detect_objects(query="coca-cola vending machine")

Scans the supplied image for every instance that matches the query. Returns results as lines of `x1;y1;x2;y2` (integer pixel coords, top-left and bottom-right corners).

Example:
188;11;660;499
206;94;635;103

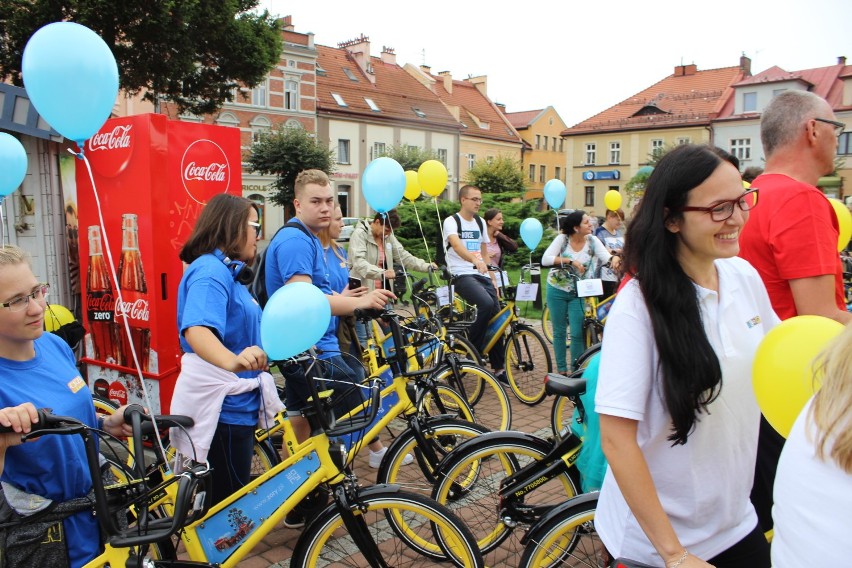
77;113;242;413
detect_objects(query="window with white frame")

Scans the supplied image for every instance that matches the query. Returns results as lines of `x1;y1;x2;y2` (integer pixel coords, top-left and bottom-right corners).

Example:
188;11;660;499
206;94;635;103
284;80;298;111
651;138;664;154
468;154;476;170
251;81;267;107
743;92;757;112
609;141;621;164
250;116;272;143
676;137;690;145
584;187;595;207
529;164;535;182
539;165;546;183
438;148;448;166
730;138;751;161
373;142;386;160
337;139;351;164
585;143;596;165
838;132;851;155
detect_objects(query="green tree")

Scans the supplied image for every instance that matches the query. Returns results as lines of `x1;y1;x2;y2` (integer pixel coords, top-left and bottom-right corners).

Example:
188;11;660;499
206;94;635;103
247;126;336;215
0;0;282;115
378;145;438;171
463;155;526;194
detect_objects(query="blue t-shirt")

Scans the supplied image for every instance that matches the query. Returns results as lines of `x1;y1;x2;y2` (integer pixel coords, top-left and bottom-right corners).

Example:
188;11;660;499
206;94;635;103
177;253;262;425
265;219;338;357
324;244;350;343
0;333;99;568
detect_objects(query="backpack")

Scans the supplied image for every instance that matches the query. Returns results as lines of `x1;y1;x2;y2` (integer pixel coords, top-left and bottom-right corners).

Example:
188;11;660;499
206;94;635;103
250;221;314;308
435;213;485;267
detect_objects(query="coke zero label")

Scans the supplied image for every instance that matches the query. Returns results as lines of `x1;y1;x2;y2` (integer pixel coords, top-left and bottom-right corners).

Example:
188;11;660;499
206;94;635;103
87;291;114;321
180;139;231;203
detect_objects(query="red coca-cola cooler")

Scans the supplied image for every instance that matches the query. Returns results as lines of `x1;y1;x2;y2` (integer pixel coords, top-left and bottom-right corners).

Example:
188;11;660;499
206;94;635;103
76;113;242;413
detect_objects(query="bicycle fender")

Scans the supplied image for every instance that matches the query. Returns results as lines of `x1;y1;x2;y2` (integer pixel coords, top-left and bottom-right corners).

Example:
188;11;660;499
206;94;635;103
433;430;553;478
519;491;600;545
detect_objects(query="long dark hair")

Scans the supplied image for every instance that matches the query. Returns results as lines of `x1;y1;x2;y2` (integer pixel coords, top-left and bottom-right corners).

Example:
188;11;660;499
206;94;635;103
179;194;256;264
623;144;739;445
559;210;586;235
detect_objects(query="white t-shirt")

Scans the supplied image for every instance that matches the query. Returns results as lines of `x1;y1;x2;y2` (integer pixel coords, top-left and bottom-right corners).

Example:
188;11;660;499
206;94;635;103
594;257;779;564
443;214;489;276
772;398;852;566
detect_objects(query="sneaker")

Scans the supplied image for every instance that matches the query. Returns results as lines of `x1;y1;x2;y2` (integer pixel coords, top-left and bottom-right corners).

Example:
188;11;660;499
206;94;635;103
283;510;305;529
494;370;509;385
369;447;414;469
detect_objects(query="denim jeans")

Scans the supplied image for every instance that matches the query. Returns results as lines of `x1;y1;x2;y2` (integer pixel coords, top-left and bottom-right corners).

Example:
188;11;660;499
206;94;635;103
546;283;584;372
453;274;504;369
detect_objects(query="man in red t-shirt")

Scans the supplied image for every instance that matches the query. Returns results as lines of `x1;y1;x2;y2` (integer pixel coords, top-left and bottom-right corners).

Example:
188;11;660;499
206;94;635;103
738;90;851;533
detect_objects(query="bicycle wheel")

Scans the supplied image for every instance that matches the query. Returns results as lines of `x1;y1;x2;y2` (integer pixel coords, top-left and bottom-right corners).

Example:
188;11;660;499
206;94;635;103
432;363;512;431
505;324;553;406
418;384;476;422
377;417;490;495
92;394;118;417
432;432;581;564
518;496;602;568
550;395;576;441
250;437;279;480
445;333;483;366
291;487;484;567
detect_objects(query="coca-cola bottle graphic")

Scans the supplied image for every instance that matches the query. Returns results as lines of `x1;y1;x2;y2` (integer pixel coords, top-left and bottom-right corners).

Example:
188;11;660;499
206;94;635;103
116;214;152;372
86;225;122;364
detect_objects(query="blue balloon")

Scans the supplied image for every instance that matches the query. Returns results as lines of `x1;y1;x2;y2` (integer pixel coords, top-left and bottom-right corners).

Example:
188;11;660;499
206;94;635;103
22;22;119;145
0;133;27;197
261;282;331;360
543;179;567;209
362;157;406;213
520;218;543;250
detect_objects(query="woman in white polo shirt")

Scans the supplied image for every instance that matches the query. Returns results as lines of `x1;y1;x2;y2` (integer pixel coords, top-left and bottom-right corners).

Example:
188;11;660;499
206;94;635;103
595;144;778;568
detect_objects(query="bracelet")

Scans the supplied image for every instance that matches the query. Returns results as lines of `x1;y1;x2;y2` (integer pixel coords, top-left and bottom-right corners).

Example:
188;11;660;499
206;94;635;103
667;550;689;568
97;416;106;430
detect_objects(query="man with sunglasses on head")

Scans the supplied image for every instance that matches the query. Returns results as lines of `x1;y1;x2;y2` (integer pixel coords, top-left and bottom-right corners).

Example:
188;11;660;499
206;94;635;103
737;90;850;539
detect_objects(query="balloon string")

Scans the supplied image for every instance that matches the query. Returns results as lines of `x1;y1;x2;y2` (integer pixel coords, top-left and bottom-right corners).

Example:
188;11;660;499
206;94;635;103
78;153;169;470
412;202;432;265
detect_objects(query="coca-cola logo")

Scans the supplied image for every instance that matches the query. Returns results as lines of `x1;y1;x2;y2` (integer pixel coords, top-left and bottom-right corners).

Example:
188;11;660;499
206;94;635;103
115;298;151;323
180;139;231;204
86;121;134;178
108;381;128;406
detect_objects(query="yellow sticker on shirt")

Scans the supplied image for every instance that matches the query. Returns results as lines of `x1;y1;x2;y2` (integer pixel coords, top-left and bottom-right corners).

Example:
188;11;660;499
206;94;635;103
68;376;87;393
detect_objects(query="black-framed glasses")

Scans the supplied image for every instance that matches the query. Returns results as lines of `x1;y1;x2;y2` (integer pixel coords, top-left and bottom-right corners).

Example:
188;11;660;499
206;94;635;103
814;117;845;137
2;283;50;312
248;221;261;237
681;188;759;222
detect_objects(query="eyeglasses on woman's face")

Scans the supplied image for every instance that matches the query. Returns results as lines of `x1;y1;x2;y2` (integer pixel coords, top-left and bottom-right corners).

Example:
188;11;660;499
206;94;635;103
1;283;50;312
248;221;261;237
680;188;759;222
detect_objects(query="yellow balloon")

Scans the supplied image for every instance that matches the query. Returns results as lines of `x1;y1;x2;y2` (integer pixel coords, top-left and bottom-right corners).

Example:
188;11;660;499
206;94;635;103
44;304;76;332
752;315;844;437
827;197;851;252
403;170;421;202
418;160;448;197
604;190;622;211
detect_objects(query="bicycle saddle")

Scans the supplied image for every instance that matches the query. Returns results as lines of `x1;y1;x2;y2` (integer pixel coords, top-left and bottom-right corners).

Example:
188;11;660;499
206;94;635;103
544;373;586;397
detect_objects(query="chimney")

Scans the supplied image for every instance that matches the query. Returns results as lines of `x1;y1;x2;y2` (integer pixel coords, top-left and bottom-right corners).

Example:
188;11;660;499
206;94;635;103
380;46;396;65
495;103;506;114
420;64;431;75
839;56;847;65
740;54;752;76
280;15;294;31
339;34;374;83
438;70;452;94
673;63;698;76
468;75;487;96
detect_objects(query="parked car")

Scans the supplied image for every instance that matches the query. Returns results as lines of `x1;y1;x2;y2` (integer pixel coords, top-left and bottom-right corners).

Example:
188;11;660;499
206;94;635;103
338;217;361;242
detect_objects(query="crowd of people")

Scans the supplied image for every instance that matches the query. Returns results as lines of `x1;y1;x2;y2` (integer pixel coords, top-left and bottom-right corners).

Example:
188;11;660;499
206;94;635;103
1;89;850;568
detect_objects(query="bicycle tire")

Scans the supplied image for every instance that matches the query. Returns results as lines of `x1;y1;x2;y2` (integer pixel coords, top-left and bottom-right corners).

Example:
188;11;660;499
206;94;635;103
250;437;280;480
518;496;602;568
291;487;484;567
550;395;576;442
92;394;118;417
505;325;552;406
431;432;581;562
445;333;483;366
417;384;476;422
541;306;571;346
432;363;512;431
377;417;491;495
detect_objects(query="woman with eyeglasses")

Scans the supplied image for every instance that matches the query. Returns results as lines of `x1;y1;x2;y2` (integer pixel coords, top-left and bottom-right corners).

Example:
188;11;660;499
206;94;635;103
169;193;282;505
594;145;778;568
0;245;134;567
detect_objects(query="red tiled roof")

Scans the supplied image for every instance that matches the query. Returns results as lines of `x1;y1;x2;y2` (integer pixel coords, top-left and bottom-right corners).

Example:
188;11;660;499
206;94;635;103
315;45;460;131
504;109;544;129
424;72;522;144
563;65;746;135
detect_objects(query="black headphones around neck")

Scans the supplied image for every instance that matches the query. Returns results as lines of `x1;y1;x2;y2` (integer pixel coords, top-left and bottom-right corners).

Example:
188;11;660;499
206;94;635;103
212;249;254;286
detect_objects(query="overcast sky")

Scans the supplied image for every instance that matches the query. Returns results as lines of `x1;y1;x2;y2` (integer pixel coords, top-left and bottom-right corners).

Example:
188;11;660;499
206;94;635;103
262;0;850;127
